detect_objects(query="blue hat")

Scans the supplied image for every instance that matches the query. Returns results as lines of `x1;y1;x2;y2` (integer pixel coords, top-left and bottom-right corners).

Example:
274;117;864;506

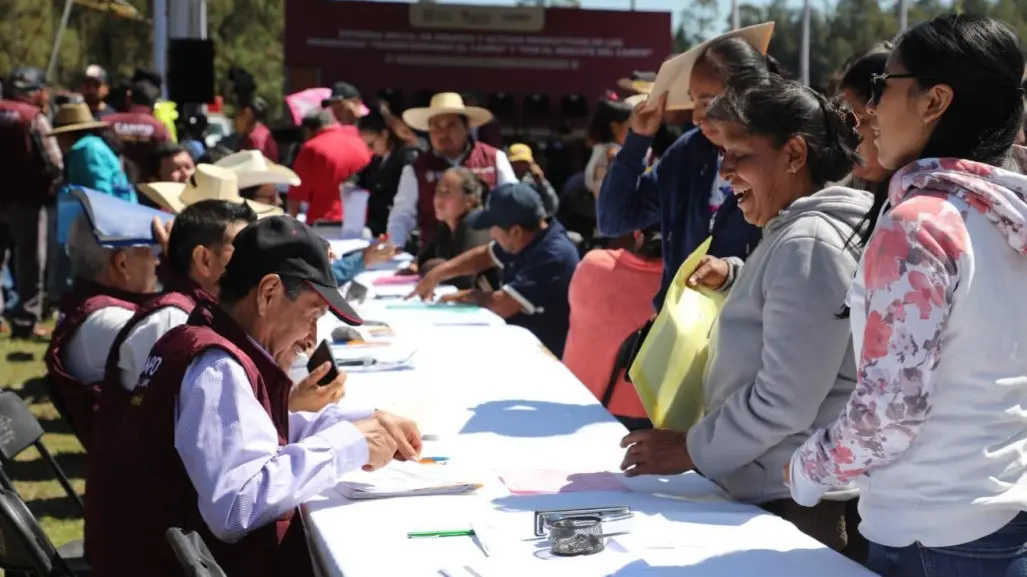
467;183;545;230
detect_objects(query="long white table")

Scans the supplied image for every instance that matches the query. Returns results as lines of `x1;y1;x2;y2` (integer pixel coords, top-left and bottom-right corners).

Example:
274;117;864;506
301;288;877;577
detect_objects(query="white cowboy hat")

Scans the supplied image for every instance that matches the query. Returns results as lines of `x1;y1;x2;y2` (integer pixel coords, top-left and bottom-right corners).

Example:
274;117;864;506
617;71;656;95
49;102;110;135
625;93;647;108
138;164;283;217
213;150;300;189
646;22;775;112
402;92;493;132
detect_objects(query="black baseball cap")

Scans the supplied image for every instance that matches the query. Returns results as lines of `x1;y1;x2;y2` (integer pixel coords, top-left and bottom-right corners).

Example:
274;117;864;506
322;82;361;107
466;183;545;230
8;67;45;92
224;216;363;325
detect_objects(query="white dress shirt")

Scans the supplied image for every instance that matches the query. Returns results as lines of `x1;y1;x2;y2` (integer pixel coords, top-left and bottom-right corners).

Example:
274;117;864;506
63;306;135;383
175;349;372;543
118;306;190;391
387;148;517;246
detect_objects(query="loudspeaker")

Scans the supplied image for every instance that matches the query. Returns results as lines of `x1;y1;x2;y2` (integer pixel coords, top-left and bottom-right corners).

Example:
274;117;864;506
167;39;215;104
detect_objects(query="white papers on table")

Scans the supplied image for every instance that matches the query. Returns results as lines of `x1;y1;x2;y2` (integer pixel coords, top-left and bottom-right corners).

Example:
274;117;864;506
330;341;416;371
335;461;483;499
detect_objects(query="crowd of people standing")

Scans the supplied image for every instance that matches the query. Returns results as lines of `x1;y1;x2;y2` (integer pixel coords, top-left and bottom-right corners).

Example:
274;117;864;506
2;11;1027;577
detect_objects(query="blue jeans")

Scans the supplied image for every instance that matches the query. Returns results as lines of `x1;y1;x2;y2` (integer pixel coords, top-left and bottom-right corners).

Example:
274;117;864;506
868;512;1027;577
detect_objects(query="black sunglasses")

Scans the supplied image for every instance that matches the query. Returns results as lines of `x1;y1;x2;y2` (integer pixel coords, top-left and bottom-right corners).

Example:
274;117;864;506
869;73;921;106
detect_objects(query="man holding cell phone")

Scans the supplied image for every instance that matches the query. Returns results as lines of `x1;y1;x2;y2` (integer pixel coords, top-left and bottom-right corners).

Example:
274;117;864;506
90;216;421;577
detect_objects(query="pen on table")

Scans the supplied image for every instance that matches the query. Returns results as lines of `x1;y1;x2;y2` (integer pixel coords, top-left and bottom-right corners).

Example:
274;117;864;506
418;456;449;464
407;529;474;538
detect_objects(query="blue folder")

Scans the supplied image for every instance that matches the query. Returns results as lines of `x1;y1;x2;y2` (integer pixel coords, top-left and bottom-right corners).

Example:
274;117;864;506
57;186;173;247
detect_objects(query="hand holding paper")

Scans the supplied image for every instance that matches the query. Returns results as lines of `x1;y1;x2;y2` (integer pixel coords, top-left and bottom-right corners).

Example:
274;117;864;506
629;92;666;137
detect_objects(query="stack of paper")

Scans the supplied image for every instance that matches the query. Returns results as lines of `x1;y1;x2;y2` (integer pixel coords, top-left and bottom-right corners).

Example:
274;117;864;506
336;461;482;500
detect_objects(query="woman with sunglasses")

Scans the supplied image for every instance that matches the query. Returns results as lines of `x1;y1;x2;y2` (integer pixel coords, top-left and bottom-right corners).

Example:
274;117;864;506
788;15;1027;577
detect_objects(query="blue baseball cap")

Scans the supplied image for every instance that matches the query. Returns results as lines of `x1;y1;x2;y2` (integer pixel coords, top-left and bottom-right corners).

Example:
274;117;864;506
467;183;545;230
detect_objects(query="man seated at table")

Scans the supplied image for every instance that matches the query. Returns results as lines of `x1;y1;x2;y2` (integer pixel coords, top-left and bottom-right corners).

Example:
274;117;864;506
44;215;159;448
90;216;421;577
111;199;258;391
409;183;580;357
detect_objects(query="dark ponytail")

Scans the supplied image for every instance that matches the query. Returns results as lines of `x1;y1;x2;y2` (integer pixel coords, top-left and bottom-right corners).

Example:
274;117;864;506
706;77;862;188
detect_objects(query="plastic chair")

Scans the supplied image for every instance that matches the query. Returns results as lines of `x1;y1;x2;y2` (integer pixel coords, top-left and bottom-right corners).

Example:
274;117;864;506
0;391;85;516
166;528;227;577
0;488;86;576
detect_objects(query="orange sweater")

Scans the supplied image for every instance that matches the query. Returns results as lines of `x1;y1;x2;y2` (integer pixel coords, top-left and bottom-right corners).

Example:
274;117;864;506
562;249;662;419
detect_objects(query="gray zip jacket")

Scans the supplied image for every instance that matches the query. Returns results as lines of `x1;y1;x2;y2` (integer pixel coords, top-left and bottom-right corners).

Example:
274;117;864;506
686;186;872;504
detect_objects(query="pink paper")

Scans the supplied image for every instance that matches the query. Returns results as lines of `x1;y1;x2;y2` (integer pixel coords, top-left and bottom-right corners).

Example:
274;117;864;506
498;470;632;495
373;275;420;286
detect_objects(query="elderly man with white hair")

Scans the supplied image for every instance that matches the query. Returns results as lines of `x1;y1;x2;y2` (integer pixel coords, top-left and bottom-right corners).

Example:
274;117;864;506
43;215;159;449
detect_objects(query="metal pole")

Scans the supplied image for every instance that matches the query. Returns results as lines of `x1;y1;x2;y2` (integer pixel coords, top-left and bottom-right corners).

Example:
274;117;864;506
154;0;169;98
197;0;208;38
800;0;810;85
46;0;75;82
731;0;739;30
898;0;909;30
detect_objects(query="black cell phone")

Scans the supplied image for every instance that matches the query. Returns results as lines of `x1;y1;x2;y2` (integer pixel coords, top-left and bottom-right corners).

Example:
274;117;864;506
306;339;339;386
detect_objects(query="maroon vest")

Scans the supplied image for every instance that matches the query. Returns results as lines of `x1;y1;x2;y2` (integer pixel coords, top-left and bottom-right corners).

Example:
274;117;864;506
85;276;212;562
105;107;168;179
44;280;146;450
0;99;48;205
89;303;312;577
413;141;499;249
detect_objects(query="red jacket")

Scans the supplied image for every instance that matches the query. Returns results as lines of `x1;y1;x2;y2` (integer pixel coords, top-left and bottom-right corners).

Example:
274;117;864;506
288;124;371;223
240;122;279;163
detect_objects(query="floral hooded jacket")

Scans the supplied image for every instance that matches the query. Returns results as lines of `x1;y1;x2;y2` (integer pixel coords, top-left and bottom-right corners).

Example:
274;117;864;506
790;155;1027;504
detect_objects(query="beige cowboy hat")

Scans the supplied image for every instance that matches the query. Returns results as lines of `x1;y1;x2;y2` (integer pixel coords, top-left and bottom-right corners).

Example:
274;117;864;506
49;102;110;135
402;92;493;132
213;150;300;189
139;164;284;217
646;22;775;112
617;71;657;95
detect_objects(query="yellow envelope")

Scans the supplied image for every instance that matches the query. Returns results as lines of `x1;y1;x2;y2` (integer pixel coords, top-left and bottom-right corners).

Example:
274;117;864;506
628;237;725;431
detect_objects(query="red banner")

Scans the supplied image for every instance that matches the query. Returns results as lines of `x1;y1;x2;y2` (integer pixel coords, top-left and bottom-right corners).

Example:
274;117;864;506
284;0;671;114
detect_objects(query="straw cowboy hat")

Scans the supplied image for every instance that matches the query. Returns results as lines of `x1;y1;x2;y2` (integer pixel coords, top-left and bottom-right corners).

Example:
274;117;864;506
49;102;109;135
402;92;493;132
646;22;775;112
139;164;283;217
213;150;300;189
617;71;656;95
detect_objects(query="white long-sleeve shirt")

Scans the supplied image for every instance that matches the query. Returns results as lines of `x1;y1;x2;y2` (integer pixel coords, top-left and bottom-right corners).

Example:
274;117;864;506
386;148;517;247
63;306;135;384
174;349;372;543
118;306;190;390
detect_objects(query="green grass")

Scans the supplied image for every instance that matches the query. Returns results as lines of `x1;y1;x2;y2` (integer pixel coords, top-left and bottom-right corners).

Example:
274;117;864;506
0;322;85;549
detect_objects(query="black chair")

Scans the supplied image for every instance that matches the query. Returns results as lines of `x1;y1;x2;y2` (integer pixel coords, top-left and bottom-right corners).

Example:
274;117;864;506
0;488;87;576
560;94;589;118
166;528;227;577
487;92;518;121
523;93;551;120
0;391;85;516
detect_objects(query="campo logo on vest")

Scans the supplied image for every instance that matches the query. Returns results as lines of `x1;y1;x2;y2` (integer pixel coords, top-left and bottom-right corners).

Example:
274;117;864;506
131;355;163;403
114;122;155;142
0;110;19;124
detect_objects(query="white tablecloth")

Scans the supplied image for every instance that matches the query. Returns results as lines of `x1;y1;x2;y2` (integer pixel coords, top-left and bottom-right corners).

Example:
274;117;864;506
302;305;877;577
